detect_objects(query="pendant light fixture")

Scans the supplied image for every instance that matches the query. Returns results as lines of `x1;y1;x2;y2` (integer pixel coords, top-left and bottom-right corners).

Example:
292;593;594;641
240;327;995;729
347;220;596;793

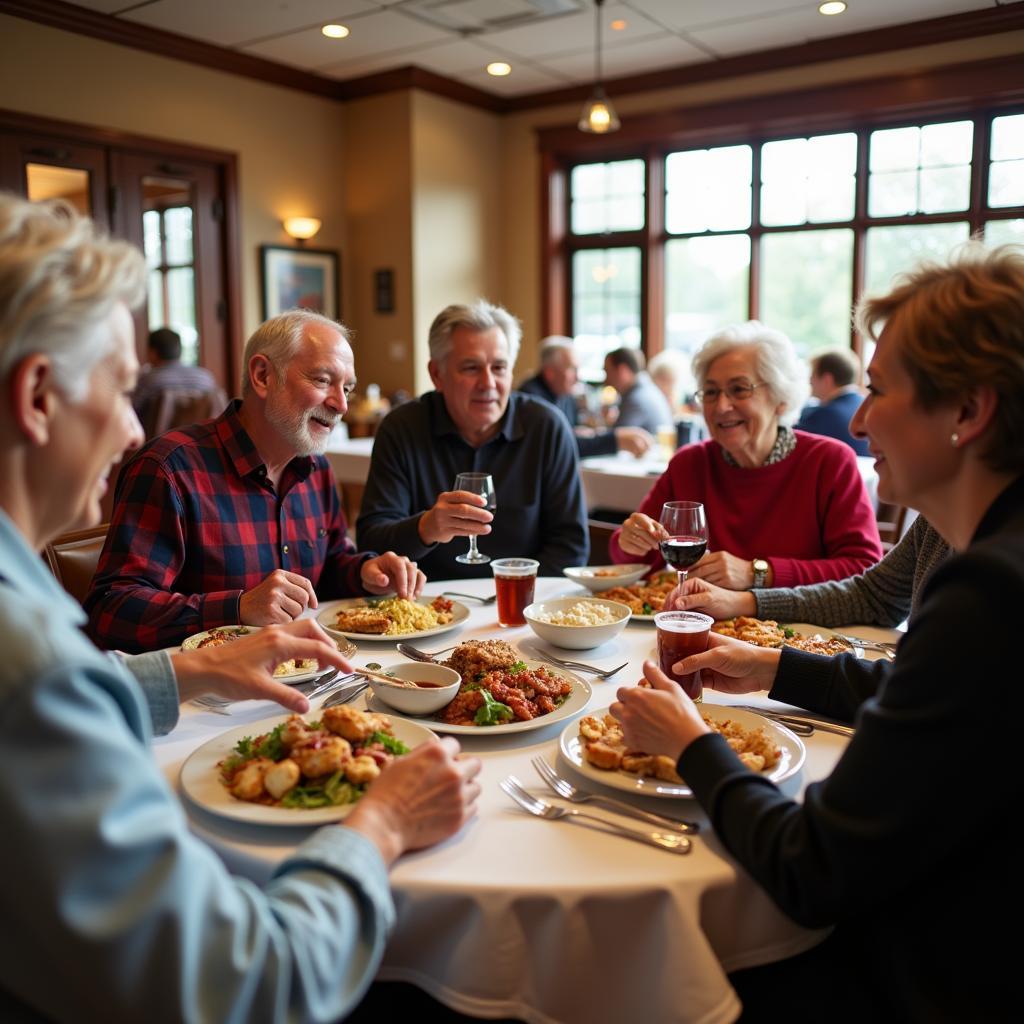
578;0;620;134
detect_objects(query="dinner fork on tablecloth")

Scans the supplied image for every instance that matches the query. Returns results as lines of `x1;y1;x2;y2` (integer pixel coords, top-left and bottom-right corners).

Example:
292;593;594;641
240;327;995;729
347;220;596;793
500;775;691;854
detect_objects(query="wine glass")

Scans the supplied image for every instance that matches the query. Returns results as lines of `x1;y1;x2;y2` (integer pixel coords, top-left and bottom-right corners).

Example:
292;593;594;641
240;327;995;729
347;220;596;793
659;501;708;591
454;472;496;565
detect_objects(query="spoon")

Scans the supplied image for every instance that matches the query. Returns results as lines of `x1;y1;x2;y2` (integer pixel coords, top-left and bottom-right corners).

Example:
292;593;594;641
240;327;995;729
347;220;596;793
396;642;457;663
358;665;421;688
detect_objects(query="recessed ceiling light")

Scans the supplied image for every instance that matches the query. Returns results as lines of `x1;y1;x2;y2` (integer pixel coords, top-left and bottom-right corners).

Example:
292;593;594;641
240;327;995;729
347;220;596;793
487;62;512;77
610;19;627;31
818;1;847;14
321;24;350;39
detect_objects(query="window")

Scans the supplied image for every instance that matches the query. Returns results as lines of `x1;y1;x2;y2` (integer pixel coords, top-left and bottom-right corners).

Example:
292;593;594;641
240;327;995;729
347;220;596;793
555;104;1024;369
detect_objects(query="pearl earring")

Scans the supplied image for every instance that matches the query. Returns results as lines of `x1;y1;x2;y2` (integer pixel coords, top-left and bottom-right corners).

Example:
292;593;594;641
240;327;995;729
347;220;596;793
950;432;960;447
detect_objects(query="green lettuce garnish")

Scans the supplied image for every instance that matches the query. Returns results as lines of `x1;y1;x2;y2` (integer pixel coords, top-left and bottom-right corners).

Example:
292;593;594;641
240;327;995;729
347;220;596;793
474;690;513;727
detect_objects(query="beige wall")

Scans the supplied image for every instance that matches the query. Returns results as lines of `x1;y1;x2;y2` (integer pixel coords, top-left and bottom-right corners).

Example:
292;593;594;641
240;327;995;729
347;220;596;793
411;91;504;394
0;13;347;382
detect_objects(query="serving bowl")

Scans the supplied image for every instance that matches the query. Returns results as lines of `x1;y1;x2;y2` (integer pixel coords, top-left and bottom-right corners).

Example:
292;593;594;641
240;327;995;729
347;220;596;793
563;564;649;593
524;597;632;650
367;662;461;716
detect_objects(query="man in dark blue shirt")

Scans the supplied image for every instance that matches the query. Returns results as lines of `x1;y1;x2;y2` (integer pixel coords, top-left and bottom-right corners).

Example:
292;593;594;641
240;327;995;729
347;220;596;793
358;303;589;579
796;349;869;456
518;337;653;459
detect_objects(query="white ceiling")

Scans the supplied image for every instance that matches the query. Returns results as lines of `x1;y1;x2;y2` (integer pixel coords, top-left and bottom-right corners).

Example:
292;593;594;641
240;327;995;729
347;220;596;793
63;1;1007;97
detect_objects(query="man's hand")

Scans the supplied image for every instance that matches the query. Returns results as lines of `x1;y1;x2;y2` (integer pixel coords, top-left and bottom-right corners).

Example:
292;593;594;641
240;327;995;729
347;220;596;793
361;552;425;599
418;489;494;546
669;633;781;695
614;426;654;458
170;619;351;711
611;660;710;763
688;550;765;590
345;737;481;866
240;569;318;624
668;576;757;619
617;512;666;557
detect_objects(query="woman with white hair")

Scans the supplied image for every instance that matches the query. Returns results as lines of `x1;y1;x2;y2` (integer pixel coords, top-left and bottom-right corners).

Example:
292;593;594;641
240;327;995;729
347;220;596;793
611;321;882;589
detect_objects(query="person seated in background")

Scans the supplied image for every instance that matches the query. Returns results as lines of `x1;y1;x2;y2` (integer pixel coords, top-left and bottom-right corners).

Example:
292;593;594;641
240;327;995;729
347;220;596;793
0;193;480;1023
610;321;882;589
671;513;948;629
603;346;675;436
133;326;227;436
796;347;869;455
518;335;653;457
648;348;694;418
611;242;1024;1020
358;301;589;579
86;308;423;653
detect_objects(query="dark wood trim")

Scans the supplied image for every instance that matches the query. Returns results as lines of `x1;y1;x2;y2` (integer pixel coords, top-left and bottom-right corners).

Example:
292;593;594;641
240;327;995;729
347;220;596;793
334;66;505;112
643;149;664;356
2;0;1021;115
508;5;1024;113
0;0;341;99
222;156;243;394
539;151;567;338
537;54;1024;157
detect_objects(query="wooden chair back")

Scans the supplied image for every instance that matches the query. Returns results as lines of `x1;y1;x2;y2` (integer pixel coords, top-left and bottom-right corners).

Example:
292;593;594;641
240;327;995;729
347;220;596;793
587;519;617;565
139;386;228;439
44;524;109;605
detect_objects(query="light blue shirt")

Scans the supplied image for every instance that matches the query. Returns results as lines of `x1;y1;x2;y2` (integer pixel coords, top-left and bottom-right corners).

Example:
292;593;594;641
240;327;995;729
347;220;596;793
0;509;394;1023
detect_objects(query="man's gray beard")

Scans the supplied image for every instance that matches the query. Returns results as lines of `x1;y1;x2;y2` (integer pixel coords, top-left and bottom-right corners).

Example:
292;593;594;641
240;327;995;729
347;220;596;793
266;400;335;457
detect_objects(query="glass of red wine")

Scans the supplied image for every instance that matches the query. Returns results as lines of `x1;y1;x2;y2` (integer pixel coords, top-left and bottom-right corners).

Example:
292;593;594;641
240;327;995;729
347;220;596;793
454;472;496;565
659;501;708;591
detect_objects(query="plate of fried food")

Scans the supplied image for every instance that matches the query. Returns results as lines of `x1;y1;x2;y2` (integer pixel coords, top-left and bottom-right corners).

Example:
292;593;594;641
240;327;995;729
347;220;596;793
598;569;677;621
559;704;805;798
711;617;861;657
179;707;436;825
180;625;356;682
363;639;592;735
317;595;469;641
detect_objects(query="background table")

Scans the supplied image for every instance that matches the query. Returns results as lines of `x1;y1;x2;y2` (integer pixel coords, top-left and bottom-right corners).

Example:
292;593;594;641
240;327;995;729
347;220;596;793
155;577;894;1024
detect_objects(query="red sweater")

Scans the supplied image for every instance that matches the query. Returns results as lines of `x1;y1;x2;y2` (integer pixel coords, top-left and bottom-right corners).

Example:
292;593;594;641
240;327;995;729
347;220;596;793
609;431;883;587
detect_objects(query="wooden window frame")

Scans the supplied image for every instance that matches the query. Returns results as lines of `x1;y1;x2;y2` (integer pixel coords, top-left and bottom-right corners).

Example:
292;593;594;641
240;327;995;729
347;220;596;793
539;54;1024;360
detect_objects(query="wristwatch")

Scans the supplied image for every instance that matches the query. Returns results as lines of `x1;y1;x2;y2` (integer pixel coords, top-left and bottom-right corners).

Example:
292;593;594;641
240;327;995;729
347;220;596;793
751;558;769;589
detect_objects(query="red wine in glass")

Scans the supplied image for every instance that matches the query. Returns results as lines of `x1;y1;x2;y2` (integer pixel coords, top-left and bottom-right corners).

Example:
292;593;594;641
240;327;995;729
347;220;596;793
659;501;708;591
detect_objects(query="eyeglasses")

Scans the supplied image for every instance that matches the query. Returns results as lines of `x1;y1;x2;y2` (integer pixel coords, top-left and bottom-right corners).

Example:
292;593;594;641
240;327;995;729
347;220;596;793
695;381;768;404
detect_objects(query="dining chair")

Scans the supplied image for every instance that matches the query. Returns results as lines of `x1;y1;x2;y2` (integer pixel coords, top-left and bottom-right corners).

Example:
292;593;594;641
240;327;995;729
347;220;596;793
44;523;109;606
587;519;618;565
875;502;909;552
138;385;228;439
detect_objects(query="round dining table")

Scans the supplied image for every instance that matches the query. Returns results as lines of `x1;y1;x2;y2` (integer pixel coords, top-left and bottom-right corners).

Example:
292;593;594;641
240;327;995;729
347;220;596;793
153;576;896;1024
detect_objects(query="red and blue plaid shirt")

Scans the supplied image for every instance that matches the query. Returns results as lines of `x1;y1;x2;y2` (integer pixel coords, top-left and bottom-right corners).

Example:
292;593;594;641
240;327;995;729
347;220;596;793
86;401;372;652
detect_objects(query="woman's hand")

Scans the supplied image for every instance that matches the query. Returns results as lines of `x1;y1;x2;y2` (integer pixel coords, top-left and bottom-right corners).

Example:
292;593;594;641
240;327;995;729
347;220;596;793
611;660;710;763
170;619;352;712
361;551;425;599
672;632;782;694
688;549;763;590
345;737;481;866
617;512;666;557
667;576;757;619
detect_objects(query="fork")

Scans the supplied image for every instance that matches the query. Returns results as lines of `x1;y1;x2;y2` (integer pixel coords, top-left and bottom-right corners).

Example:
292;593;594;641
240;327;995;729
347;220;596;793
192;668;350;711
531;757;699;834
500;776;690;854
831;633;899;657
536;649;628;680
320;680;370;710
442;591;497;604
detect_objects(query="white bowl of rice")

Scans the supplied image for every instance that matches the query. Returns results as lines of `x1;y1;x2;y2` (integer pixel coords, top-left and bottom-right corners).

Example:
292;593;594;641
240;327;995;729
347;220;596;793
524;597;632;650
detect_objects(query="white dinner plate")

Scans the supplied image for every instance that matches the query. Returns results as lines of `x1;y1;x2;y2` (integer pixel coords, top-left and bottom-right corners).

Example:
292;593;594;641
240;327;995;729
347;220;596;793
563;564;649;592
781;623;864;658
180;625;326;683
559;704;806;799
316;596;470;642
365;662;592;736
179;713;437;826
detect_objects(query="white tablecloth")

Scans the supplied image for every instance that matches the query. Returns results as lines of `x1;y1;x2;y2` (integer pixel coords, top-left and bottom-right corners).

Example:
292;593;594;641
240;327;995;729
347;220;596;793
154;578;894;1024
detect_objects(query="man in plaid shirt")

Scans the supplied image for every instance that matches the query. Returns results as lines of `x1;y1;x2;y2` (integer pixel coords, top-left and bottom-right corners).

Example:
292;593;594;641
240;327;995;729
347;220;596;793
85;310;423;653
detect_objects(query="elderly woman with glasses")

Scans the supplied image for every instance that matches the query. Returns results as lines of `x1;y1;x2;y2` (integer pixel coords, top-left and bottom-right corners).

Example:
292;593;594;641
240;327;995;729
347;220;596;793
610;321;882;590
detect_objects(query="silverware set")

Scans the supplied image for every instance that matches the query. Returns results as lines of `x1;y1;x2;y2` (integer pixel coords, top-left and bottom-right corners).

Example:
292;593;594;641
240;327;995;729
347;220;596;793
832;632;899;658
733;705;854;738
535;649;628;680
191;669;366;714
500;775;692;854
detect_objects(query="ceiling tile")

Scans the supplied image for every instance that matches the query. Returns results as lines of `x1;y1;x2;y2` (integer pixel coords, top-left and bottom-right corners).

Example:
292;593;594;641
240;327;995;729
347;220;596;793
454;63;576;95
548;32;710;80
241;10;451;70
123;1;377;48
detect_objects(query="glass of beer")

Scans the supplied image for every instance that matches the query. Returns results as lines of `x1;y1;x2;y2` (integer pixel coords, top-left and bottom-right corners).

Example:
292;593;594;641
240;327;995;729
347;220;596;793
491;558;539;628
654;610;714;701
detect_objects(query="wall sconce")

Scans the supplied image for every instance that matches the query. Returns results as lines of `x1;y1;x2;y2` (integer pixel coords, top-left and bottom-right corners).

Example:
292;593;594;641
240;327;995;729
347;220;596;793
283;217;322;244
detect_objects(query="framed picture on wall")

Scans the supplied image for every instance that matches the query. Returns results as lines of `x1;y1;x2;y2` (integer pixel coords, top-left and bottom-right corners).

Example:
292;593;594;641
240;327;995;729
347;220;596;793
260;245;339;319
